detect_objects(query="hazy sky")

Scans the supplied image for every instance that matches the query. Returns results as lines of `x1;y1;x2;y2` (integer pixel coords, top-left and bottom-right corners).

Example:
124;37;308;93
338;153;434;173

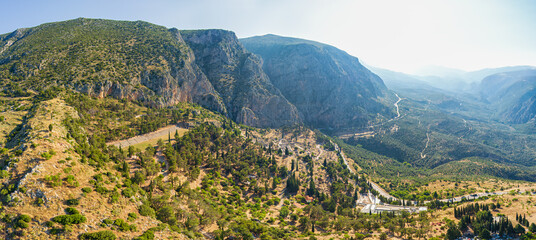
1;0;535;73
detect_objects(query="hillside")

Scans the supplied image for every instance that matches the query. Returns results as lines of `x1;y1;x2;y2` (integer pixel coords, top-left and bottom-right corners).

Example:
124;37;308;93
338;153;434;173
241;34;394;130
479;69;536;123
2;18;536;240
180;30;301;127
0;18;302;128
0;89;401;239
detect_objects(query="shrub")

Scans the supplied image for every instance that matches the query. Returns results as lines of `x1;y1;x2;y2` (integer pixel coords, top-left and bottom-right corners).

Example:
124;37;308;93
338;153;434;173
94;186;108;194
52;214;86;225
65;207;80;215
14;214;31;229
50;228;65;235
128;212;138;221
113;218;136;231
65;175;79;187
41;150;56;160
109;190;120;203
81;187;92;193
122;187;134;198
66;198;80;206
138;204;155;217
79;230;117;240
35;197;45;206
44;174;62;187
135;230;155;240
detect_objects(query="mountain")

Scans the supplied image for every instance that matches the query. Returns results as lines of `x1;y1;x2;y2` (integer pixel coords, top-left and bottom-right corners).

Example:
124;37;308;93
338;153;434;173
0;18;225;110
240;34;393;129
0;18;299;128
180;30;300;127
368;66;438;91
480;69;536;123
0;19;397;130
465;65;536;83
371;65;536;93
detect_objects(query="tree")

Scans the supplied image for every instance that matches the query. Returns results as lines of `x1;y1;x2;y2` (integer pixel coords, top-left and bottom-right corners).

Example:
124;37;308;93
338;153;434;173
379;232;388;240
279;206;289;218
479;229;491;240
49;124;53;132
286;173;300;194
299;216;311;231
514;223;526;235
529;223;536;233
306;179;316;197
157;206;176;225
128;146;135;158
446;225;461;240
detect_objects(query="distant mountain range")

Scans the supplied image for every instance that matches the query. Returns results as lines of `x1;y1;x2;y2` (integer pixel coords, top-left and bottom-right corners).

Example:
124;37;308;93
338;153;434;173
370;65;536;124
2;18;536;176
372;65;536;92
480;69;536;123
0;18;392;129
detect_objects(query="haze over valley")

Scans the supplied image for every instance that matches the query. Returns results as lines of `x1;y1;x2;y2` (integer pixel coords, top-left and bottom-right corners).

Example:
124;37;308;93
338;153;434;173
1;1;536;239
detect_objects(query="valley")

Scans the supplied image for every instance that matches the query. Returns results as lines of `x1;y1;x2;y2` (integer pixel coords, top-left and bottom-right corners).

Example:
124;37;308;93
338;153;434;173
0;17;535;240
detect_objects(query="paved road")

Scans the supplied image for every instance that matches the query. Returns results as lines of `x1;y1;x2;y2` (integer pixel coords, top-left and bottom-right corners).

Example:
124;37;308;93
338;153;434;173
334;141;509;205
394;93;402;118
333;141;399;202
430;191;507;204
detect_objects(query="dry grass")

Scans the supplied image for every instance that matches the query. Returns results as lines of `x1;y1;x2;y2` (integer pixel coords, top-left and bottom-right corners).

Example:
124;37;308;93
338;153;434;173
0;98;31;146
0;98;184;239
130;128;188;150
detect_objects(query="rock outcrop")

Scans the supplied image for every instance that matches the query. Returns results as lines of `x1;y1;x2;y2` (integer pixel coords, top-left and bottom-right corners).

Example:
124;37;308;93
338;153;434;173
181;30;301;128
241;34;393;129
0;19;393;129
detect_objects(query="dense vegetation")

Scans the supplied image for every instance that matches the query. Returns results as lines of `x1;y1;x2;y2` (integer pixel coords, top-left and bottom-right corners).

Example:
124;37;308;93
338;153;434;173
0;18;189;91
48;92;447;239
0;17;536;240
450;203;529;239
342;96;536;182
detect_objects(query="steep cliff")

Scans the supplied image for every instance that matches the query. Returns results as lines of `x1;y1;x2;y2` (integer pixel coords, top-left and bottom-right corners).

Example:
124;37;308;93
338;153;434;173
181;30;301;127
0;18;305;127
241;34;393;129
0;18;227;112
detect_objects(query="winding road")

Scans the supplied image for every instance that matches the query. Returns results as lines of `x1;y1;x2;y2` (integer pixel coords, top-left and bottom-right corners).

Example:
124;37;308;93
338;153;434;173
332;141;398;201
334;141;510;205
394;93;402;118
420;132;430;159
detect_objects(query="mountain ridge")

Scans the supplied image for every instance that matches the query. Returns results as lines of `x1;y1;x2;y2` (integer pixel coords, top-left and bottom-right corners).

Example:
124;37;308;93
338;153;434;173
240;34;393;130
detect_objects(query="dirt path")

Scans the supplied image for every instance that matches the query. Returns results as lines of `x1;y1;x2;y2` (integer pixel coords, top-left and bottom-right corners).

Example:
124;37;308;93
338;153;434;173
315;144;324;161
107;125;187;148
420;132;430;158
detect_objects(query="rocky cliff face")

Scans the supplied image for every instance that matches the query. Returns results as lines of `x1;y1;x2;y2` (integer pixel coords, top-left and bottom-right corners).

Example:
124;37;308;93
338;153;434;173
0;18;227;114
0;19;303;127
241;34;393;129
479;69;536;123
181;30;301;127
0;19;393;129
